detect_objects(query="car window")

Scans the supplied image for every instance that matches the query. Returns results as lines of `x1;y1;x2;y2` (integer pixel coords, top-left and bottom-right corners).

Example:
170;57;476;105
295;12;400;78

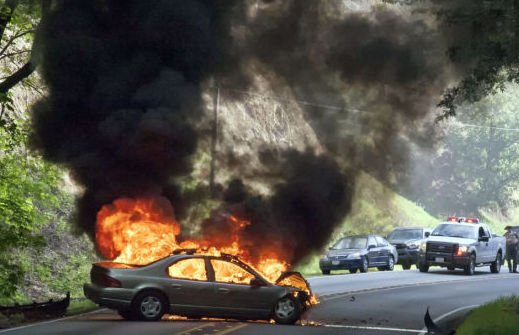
332;237;367;249
168;258;207;281
210;259;255;285
368;236;377;247
375;236;387;247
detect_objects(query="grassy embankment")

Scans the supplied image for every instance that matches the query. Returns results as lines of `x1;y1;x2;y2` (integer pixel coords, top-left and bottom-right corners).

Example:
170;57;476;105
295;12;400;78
295;172;440;276
456;296;519;335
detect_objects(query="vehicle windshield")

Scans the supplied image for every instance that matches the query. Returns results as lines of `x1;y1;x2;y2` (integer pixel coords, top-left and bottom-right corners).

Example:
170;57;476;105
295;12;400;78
431;224;478;239
387;229;422;240
331;237;367;250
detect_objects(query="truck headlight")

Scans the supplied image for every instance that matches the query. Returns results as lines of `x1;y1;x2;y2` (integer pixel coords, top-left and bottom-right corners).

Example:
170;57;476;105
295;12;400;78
419;242;427;252
456;245;468;255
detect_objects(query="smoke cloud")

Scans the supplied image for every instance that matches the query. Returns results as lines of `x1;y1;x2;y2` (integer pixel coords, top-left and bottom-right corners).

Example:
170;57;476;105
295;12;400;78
31;0;448;265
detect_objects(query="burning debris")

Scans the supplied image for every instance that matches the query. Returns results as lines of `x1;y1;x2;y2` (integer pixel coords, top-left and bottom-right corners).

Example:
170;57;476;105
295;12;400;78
30;1;449;278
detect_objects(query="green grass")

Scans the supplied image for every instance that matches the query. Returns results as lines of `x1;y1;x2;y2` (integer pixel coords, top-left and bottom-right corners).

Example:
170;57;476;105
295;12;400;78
294;172;439;275
65;300;98;316
457;296;519;335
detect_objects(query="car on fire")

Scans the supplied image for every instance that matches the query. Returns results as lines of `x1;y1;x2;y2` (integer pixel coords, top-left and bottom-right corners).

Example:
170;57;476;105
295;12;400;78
319;234;398;274
83;249;314;324
387;226;432;270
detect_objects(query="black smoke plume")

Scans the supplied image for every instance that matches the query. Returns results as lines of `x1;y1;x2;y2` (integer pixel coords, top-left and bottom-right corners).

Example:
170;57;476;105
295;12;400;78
31;0;448;265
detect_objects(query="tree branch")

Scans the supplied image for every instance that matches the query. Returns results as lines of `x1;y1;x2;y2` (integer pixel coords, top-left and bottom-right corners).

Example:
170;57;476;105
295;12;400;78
0;61;35;94
0;29;34;57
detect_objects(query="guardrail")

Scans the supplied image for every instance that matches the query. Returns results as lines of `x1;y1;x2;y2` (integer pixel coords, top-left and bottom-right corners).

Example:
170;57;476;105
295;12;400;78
0;292;70;319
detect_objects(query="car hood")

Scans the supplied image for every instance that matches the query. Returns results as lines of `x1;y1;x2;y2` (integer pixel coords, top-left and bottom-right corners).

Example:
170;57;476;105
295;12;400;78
275;271;315;304
326;248;364;257
427;236;476;244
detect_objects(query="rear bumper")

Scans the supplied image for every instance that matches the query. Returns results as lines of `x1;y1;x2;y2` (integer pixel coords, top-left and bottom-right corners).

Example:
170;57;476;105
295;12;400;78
83;283;133;310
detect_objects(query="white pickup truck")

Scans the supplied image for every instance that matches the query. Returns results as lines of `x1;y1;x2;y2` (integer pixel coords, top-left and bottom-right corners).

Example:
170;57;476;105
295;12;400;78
417;219;506;275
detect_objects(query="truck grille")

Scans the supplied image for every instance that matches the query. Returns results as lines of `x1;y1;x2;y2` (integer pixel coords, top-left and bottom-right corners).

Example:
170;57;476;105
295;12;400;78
427;242;456;254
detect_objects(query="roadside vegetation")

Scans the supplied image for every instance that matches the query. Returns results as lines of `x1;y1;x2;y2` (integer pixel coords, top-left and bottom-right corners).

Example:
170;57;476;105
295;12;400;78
457;296;519;335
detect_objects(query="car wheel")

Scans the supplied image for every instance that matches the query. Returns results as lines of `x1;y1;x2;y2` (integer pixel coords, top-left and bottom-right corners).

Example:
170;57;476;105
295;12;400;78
273;295;301;325
490;252;502;273
118;310;136;321
359;257;369;273
132;291;167;321
464;254;476;276
385;256;395;271
321;269;330;275
402;263;411;270
418;263;429;273
349;268;358;274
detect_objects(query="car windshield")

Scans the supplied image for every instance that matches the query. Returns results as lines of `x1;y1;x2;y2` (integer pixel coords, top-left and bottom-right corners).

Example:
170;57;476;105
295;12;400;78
331;237;367;250
431;224;478;239
387;229;422;240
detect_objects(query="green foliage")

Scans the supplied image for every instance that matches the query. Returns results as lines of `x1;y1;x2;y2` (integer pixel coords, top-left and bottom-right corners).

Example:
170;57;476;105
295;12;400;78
457;296;519;335
411;83;519;217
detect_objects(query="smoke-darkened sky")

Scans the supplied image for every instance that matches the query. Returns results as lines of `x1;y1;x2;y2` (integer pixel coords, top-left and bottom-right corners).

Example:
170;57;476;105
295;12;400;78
31;0;450;265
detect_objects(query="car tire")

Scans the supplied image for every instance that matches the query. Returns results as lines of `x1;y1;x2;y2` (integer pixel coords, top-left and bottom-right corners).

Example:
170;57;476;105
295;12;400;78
385;256;395;271
464;254;476;276
118;310;137;321
273;295;301;325
418;263;429;273
132;290;167;321
349;268;358;274
321;270;330;275
359;257;369;273
402;263;411;270
490;253;502;273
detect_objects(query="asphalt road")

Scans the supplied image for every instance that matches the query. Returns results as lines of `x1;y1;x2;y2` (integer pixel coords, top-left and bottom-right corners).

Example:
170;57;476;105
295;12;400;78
2;267;518;335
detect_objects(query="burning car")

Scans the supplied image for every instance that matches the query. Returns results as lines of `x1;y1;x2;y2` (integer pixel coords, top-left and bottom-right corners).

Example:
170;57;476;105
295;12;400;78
84;249;314;324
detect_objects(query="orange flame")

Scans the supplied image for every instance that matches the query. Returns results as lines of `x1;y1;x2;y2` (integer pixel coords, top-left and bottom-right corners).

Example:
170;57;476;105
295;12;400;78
95;197;289;283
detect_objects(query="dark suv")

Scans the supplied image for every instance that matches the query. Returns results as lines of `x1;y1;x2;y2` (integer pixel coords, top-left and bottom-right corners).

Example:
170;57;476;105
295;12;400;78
387;227;431;270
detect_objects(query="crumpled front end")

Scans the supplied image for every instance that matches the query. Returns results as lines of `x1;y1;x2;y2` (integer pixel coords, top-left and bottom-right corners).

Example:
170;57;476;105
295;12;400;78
275;271;318;306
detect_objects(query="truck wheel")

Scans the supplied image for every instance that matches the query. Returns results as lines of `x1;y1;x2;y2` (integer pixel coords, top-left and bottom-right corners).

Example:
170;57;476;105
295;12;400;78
350;268;358;274
464;254;476;276
418;263;429;273
490;253;502;273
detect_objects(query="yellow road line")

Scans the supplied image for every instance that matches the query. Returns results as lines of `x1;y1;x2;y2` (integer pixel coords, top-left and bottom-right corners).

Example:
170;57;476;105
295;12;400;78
173;322;215;335
210;323;248;335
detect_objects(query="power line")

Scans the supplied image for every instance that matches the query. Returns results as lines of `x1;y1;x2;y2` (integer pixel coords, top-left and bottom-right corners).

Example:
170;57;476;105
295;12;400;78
453;122;519;132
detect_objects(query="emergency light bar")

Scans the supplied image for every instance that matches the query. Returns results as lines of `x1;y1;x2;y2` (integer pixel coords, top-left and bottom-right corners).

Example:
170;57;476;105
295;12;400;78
447;216;479;223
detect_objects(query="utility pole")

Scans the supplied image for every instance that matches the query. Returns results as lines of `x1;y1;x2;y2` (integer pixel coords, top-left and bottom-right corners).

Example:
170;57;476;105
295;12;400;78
209;84;220;195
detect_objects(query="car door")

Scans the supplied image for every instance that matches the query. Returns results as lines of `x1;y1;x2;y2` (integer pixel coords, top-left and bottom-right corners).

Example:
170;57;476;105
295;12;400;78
205;258;280;318
164;257;215;314
367;236;381;265
375;236;391;264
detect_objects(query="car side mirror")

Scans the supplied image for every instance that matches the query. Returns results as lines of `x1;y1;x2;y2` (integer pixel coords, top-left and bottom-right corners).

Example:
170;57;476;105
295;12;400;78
425;232;430;238
479;236;489;242
368;244;377;250
250;278;263;287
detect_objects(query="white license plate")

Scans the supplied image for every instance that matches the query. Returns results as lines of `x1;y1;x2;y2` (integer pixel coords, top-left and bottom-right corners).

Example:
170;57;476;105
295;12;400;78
435;257;444;263
332;260;340;265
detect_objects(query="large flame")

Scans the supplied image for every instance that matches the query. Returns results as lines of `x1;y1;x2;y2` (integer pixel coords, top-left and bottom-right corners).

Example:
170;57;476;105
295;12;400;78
96;196;289;283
